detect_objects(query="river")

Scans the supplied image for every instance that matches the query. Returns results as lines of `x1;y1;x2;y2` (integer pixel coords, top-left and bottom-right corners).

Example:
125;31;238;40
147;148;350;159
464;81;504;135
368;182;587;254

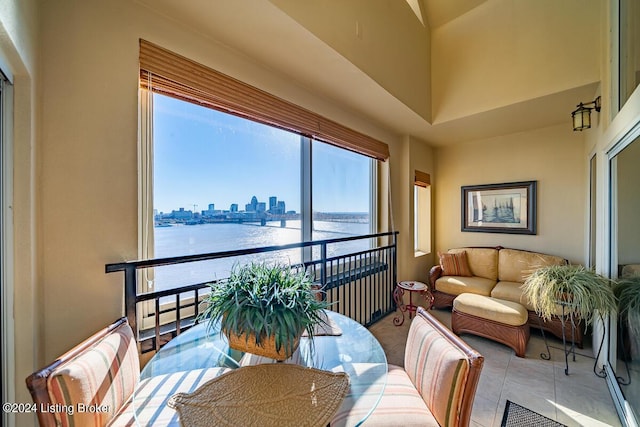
148;220;371;291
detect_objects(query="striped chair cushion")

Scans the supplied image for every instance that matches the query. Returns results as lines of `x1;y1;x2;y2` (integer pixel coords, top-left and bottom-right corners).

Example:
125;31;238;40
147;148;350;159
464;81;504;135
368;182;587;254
404;314;470;427
329;363;388;427
333;364;439;426
47;322;140;427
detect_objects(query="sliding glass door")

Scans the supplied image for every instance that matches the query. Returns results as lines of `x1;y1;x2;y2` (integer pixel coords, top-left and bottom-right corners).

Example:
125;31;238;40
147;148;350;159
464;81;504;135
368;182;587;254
607;125;640;427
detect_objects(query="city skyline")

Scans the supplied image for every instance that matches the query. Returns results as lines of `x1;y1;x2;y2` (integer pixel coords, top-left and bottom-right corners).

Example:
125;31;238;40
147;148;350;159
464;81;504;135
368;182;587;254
152;94;371;215
155;194;291;215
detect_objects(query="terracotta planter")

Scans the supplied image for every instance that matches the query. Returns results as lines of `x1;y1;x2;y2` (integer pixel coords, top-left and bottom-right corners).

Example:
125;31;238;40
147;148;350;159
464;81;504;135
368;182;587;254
226;330;301;361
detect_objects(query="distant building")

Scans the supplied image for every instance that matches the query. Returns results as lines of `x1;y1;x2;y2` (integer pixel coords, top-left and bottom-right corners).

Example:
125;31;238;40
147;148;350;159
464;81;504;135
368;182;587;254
171;208;193;220
202;203;217;217
246;195;259;212
257;202;266;212
267;197;286;215
230;203;238;212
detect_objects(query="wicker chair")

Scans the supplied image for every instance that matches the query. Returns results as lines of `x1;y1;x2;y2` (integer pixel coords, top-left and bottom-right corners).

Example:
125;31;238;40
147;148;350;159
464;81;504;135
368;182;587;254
332;307;484;427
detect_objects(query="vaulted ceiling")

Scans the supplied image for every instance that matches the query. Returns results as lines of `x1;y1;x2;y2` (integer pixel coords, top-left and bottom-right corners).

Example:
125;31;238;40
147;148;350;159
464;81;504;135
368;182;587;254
134;0;600;146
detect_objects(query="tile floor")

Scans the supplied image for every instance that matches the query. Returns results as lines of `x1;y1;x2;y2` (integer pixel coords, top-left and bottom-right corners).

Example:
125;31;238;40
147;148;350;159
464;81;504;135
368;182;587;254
368;308;622;427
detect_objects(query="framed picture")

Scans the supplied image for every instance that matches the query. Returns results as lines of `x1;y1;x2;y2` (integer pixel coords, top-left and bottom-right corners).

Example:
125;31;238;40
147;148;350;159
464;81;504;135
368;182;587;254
461;181;537;234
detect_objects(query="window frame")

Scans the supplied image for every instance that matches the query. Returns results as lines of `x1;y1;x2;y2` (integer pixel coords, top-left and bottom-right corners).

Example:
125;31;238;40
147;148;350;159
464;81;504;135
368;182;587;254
138;92;378;330
413;170;431;257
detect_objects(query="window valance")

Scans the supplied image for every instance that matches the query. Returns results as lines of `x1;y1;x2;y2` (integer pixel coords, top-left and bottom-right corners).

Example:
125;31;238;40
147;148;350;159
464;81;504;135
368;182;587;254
139;39;389;161
414;170;431;187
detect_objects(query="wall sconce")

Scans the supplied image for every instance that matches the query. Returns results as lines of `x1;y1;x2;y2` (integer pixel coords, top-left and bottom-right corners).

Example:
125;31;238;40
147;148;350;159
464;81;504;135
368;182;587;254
571;96;601;131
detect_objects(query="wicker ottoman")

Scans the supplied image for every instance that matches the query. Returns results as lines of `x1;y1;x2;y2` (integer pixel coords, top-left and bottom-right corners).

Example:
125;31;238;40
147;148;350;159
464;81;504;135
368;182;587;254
452;293;530;357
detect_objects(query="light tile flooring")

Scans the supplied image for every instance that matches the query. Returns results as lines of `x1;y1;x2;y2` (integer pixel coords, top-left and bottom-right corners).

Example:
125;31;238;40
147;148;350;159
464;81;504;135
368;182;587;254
368;308;622;427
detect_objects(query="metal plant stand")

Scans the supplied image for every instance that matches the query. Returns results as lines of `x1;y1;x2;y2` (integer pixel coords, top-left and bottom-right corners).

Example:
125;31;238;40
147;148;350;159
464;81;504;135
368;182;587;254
537;302;577;375
538;306;610;378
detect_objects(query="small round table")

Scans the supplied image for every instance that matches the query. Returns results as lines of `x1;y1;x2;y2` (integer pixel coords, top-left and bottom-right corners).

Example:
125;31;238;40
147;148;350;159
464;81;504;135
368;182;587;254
393;281;433;326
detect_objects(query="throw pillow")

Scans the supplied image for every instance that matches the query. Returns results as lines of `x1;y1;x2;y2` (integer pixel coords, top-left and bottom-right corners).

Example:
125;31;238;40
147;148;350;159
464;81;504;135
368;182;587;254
439;251;472;277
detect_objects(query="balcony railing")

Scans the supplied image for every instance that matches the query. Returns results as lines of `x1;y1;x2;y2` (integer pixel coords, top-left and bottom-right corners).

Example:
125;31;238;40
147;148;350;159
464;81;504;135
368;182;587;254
106;231;398;353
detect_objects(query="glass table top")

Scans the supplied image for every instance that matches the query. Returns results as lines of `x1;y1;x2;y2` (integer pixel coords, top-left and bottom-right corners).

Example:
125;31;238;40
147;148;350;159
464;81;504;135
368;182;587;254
133;310;387;426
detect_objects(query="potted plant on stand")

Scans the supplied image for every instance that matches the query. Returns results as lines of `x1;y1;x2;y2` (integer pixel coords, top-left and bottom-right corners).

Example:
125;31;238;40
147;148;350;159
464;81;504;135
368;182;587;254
523;264;617;327
523;264;618;374
199;262;329;361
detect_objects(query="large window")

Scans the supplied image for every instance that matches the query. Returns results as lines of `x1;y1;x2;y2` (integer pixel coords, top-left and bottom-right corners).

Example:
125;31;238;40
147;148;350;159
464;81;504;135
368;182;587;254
142;93;375;294
138;40;387;295
312;142;373;258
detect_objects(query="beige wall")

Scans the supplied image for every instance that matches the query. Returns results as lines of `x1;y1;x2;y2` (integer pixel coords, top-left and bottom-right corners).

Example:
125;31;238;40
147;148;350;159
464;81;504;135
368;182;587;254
432;0;600;123
384;134;436;284
434;124;586;264
271;0;431;122
406;137;435;280
382;134;435;312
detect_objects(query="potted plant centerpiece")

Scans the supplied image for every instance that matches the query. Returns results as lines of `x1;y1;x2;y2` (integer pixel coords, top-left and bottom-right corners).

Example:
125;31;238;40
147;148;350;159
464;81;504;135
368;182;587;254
199;262;329;360
523;264;618;329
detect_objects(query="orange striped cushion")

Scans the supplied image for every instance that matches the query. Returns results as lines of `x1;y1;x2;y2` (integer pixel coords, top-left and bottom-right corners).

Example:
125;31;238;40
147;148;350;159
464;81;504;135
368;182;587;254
47;322;140;427
334;365;439;426
404;314;470;427
439;251;472;277
329;363;388;426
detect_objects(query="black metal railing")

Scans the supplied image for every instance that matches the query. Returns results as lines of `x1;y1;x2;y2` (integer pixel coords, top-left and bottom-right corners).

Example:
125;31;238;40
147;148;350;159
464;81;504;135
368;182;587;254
106;231;398;353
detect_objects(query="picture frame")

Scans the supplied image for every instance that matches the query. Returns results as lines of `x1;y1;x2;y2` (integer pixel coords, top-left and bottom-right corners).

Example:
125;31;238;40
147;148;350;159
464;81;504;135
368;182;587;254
461;181;537;234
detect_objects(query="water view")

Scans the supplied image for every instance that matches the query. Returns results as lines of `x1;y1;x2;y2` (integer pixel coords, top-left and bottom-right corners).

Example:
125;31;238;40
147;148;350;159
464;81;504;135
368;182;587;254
147;220;371;292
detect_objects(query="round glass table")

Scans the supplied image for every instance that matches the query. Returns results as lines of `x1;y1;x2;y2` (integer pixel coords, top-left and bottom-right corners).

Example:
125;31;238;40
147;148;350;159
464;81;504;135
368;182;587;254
131;310;387;426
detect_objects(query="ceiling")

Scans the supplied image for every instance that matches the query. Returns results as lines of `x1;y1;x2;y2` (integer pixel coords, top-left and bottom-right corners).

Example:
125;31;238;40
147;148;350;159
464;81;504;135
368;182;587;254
135;0;589;146
421;0;487;29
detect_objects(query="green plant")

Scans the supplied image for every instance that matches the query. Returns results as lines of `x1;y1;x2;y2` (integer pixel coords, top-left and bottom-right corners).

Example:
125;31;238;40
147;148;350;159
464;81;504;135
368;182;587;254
199;262;329;356
615;276;640;336
523;264;617;328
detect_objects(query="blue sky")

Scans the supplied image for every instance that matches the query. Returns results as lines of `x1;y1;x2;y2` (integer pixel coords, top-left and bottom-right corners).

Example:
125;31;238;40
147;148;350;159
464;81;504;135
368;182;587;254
153;94;370;214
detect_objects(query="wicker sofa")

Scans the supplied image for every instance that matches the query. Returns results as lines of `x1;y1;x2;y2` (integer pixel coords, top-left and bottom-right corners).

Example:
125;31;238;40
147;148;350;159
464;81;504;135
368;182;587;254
429;246;584;348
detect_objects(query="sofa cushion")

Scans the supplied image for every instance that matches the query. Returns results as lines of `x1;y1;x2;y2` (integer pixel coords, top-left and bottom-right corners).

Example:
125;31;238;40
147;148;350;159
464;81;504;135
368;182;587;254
492;281;564;315
621;264;640;278
453;294;528;327
450;248;498;281
435;276;496;297
498;249;565;283
491;281;528;308
439;251;472;277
